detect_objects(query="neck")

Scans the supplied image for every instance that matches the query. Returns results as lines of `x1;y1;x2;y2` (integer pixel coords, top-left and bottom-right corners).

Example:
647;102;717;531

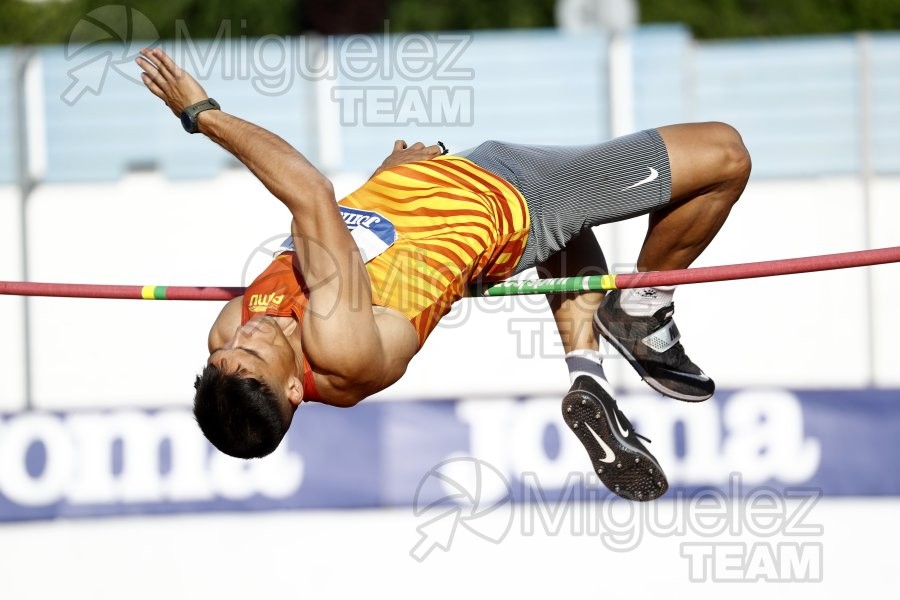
270;314;305;375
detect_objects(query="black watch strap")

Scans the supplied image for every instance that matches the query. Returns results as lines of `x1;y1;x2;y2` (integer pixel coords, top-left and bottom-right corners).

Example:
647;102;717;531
180;98;220;134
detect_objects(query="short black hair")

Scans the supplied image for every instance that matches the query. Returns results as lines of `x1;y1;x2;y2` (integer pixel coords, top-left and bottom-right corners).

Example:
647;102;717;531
193;363;290;459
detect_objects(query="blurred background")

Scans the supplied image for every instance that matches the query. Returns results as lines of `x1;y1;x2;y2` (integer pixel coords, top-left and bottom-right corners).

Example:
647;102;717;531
1;0;899;598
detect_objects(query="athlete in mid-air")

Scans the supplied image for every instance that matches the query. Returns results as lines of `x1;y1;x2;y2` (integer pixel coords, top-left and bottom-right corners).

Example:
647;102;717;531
137;47;750;501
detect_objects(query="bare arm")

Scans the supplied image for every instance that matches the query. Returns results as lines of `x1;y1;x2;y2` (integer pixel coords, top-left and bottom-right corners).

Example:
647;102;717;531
138;48;416;403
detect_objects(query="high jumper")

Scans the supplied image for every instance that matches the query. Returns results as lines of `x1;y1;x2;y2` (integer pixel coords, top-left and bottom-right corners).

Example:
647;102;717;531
135;46;751;501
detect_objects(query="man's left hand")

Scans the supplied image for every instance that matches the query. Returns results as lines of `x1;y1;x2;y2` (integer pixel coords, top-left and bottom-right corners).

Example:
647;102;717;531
136;47;210;117
372;140;444;178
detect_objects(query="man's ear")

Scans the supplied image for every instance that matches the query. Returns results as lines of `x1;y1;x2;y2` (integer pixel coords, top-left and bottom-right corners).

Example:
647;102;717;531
285;375;304;408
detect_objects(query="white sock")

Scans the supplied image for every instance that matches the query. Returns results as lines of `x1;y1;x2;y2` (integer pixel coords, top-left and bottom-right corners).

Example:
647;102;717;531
565;349;615;396
619;284;676;317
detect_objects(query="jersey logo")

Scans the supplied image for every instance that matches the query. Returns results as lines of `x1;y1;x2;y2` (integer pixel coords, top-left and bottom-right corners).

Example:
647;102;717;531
339;207;397;263
340;207;396;245
247;292;285;312
279;207;397;264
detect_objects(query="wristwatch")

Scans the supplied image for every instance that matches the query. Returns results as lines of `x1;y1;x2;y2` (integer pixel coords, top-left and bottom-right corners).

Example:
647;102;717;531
180;98;220;133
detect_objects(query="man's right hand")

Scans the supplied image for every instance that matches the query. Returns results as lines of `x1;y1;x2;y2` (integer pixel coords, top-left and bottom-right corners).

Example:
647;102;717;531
136;47;210;118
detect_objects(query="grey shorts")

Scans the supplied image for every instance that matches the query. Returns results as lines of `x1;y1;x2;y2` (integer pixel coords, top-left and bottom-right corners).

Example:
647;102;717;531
460;129;672;273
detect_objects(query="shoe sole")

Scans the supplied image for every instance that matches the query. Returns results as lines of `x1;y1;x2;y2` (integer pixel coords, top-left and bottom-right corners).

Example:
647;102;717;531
562;387;668;501
593;314;713;402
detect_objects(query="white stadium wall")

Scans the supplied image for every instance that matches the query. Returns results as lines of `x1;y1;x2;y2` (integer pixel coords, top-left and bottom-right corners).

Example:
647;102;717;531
1;173;899;410
0;186;25;411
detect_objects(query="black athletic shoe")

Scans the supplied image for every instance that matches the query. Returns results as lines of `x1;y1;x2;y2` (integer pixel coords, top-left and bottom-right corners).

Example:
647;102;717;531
562;375;668;501
594;289;714;402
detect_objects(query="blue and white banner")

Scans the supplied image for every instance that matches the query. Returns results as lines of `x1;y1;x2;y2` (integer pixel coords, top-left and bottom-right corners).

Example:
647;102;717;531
0;388;898;521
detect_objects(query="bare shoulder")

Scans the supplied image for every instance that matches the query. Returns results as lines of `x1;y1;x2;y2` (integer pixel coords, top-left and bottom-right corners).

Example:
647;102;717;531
372;305;419;350
207;296;242;352
310;305;418;406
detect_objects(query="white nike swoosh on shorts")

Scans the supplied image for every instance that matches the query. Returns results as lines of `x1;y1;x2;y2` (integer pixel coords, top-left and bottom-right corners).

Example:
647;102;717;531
621;167;659;191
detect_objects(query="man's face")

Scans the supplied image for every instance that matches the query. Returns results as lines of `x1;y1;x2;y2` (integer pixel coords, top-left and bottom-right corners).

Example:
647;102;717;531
207;315;300;406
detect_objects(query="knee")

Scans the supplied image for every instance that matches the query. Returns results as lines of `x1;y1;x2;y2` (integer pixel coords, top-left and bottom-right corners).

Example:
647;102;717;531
659;121;751;203
710;122;752;190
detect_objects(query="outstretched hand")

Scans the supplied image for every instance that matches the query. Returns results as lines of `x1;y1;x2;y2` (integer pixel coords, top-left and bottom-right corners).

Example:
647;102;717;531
136;47;209;117
373;140;445;178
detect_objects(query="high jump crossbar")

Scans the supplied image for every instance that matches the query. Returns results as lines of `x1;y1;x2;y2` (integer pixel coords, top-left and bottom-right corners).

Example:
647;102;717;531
0;246;898;301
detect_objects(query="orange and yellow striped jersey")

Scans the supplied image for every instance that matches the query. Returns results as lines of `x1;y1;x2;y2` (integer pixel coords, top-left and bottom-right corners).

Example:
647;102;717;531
340;156;530;346
244;156;530;351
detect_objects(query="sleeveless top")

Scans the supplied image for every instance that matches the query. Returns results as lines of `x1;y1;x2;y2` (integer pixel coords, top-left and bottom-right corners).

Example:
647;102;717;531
242;156;531;398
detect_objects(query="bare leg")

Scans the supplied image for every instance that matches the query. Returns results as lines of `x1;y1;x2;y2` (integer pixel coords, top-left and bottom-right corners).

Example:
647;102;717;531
638;122;751;271
585;122;753;402
545;122;750;348
554;123;749;500
540;230;608;353
553;234;668;503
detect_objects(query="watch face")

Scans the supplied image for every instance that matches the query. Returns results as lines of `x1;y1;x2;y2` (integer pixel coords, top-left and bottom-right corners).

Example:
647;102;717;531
181;111;194;133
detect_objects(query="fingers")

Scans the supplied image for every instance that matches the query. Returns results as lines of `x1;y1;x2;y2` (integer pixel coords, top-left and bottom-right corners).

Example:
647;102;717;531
385;140;444;165
136;50;167;86
136;53;166;98
407;141;443;157
137;49;162;80
151;47;182;80
413;144;442;157
138;47;180;85
140;72;166;100
136;52;158;77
